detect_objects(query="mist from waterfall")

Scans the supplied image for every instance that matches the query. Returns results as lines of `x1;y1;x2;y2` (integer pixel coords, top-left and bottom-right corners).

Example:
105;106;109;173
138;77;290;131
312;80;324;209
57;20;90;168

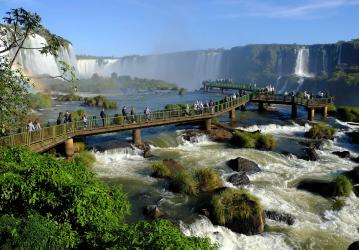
77;51;223;90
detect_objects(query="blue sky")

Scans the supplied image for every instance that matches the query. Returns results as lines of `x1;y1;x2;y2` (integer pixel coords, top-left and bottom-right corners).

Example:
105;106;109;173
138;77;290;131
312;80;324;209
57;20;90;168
0;0;358;56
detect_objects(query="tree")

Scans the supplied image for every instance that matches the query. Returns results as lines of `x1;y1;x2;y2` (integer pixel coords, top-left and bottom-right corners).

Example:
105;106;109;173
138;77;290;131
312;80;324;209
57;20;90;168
0;146;217;249
0;8;76;127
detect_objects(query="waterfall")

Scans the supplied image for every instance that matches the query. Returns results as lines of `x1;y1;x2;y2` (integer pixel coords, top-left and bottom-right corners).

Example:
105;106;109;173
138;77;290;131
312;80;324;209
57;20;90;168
77;50;223;90
6;34;78;78
294;47;311;77
337;44;342;65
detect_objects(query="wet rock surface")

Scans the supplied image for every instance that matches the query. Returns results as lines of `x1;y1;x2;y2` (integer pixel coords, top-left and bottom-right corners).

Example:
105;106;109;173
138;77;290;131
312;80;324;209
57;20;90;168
227;173;250;186
226;157;261;175
265;210;295;226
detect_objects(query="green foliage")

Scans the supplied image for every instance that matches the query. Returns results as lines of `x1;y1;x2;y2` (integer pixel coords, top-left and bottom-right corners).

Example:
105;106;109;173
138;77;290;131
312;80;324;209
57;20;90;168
73;142;86;153
112;219;217;250
230;131;256;148
73;151;96;168
334;175;353;197
171;170;198;195
151;161;171;178
195;168;223;192
0;57;31;126
70;109;86;121
84;95;118;109
256;134;276;150
332;199;346;211
212;188;262;225
0;146;131;248
165;103;187;111
306;123;336;140
230;130;276;150
336;106;359;122
211;117;220;125
28;92;52;109
0;214;79;249
57;93;83;102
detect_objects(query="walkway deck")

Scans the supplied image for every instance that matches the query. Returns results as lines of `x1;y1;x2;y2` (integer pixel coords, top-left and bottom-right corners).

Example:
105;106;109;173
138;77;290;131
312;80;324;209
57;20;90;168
0;93;333;153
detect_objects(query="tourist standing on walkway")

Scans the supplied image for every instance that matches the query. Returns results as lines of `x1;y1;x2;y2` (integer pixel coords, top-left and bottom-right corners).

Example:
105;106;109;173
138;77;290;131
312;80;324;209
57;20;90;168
34;119;41;131
57;112;63;125
100;108;106;127
64;111;70;123
27;120;35;132
67;114;73;123
82;114;88;128
122;106;128;122
130;106;136;123
144;107;150;121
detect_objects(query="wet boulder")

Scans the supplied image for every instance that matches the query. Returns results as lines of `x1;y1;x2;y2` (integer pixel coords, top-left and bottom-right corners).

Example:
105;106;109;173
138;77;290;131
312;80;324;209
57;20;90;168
348;241;359;250
135;142;152;158
226;157;261;175
265;210;295;226
143;205;163;219
299;140;324;150
209;188;265;236
332;151;351;159
182;130;206;143
297;179;336;198
227;173;250;186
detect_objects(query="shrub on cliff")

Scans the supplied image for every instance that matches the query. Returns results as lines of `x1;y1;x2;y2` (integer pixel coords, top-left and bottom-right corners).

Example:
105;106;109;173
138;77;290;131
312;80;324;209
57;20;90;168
334;175;353;197
305;123;336;140
195;168;223;192
170;170;198;195
57;93;83;102
84;95;117;109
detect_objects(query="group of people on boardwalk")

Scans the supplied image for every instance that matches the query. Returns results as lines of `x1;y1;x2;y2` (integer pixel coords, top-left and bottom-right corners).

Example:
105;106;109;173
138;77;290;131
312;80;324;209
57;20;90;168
192;100;215;114
57;111;88;128
27;119;41;132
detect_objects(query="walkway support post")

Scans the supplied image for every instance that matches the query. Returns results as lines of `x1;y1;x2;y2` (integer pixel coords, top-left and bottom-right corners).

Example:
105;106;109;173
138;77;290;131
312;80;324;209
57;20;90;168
291;103;297;119
308;108;315;121
205;118;212;131
322;106;328;119
229;108;236;120
64;138;74;159
258;102;265;112
221;88;224;94
132;129;142;145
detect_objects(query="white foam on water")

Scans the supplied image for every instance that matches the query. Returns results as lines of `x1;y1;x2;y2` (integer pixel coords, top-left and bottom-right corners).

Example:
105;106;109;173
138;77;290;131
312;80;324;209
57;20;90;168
180;216;292;250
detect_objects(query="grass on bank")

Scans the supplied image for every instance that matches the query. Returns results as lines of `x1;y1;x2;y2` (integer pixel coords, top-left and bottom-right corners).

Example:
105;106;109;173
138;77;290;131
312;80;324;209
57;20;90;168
171;170;199;195
212;188;262;225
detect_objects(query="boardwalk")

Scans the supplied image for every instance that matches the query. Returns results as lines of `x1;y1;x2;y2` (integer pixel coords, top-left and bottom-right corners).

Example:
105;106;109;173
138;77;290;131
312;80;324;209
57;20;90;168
202;81;261;93
0;92;333;155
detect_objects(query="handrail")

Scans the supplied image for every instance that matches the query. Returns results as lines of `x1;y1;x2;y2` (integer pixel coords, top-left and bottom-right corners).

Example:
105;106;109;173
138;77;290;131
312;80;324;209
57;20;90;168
0;93;332;149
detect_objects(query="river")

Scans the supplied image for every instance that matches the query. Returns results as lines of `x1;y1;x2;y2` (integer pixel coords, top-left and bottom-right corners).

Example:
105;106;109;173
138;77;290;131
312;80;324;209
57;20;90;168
38;90;359;250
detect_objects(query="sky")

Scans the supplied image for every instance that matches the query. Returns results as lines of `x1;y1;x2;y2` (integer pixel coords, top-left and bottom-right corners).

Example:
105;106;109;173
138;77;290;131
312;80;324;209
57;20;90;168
0;0;358;57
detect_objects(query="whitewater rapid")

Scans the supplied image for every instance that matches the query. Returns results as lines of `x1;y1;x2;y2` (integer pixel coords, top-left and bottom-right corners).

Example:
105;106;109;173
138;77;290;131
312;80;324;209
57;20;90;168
91;120;359;249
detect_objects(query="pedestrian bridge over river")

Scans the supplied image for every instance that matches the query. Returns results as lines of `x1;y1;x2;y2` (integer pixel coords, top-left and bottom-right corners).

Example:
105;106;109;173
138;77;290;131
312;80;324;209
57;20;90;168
0;86;333;157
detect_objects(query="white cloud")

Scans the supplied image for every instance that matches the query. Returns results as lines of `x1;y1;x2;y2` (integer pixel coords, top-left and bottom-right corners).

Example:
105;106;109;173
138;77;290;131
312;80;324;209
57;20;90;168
218;0;359;19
